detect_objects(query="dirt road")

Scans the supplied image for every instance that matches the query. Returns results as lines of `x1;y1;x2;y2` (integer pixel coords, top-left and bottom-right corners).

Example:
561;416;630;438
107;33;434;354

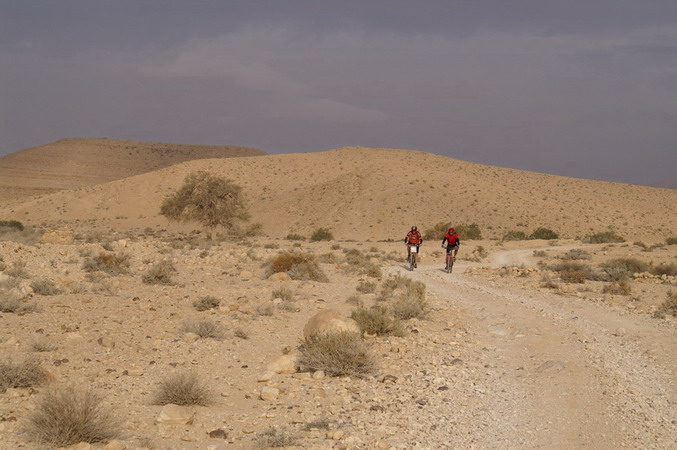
394;251;676;449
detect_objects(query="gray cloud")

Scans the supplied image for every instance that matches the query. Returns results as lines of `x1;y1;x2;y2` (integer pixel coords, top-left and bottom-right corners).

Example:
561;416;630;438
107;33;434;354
1;1;676;186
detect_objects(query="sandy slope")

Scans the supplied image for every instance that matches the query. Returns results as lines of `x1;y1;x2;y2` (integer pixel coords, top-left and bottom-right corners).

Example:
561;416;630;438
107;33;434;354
0;138;265;201
2;147;675;241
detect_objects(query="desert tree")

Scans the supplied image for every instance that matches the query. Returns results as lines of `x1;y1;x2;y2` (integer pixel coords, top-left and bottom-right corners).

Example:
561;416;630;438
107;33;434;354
160;171;250;238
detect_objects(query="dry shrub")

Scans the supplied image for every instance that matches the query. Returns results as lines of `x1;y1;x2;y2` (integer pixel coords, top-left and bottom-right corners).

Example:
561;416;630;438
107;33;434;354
31;338;58;353
423;222;451;240
285;233;305;241
0;359;47;392
256;304;274;316
343;249;382;278
272;287;294;302
502;230;527;241
392;294;428;320
256;426;299;448
234;328;249;340
585;231;625;243
378;275;427;318
266;252;328;282
26;385;122;447
540;277;560;289
181;319;224;339
142;260;176;285
666;237;677;245
298;332;376;377
193;296;220;311
82;252;130;276
351;306;405;337
560;249;591;260
5;260;30;279
0;295;38;314
310;227;333;241
548;262;597;283
30;279;62;296
356;281;376;294
601;258;650;281
653;292;677;319
152;372;211;406
652;262;677;277
529;227;559;240
602;281;632;296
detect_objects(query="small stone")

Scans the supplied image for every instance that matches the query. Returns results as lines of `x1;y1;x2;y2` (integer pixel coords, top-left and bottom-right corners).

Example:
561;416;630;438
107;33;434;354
183;332;200;342
258;371;276;382
239;271;254;280
266;354;298;374
208;429;228;439
260;386;280;401
268;272;291;281
312;370;325;380
156;404;194;425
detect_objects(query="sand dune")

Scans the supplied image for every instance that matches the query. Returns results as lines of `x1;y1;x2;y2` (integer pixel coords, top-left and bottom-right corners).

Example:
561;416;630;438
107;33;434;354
2;146;674;240
0;137;265;201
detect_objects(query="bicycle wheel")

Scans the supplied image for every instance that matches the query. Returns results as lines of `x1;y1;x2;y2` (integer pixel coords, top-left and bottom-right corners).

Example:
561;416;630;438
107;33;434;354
409;252;415;271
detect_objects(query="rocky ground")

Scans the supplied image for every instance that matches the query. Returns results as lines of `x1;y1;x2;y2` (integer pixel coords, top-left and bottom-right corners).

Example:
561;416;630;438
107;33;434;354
0;232;675;449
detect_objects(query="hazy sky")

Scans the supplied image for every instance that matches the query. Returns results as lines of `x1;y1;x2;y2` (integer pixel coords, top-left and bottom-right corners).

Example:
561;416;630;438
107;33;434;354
1;1;676;186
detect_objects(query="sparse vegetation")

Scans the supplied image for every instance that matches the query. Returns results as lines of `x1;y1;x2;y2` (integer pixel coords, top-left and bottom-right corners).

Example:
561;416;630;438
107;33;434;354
298;332;376;377
26;385;122;447
356;280;377;294
160;171;250;237
265;252;328;282
585;231;625;243
0;359;47;392
234;328;249;340
30;338;58;353
0;220;24;231
272;287;294;302
651;262;677;277
82;252;130;276
602;281;632;295
152;372;211;406
529;227;559;240
5;260;30;279
653;292;677;319
0;295;38;314
456;223;482;240
423;222;451;240
502;230;527;241
30;279;62;296
285;233;305;241
310;227;333;241
256;426;299;448
560;249;591;260
666;237;677;245
256;304;274;316
181;319;224;339
142;260;176;285
193;296;220;311
548;261;597;283
601;258;650;281
351;306;405;336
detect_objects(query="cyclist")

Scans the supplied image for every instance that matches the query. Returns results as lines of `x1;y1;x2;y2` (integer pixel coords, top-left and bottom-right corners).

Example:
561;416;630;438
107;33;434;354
441;227;460;271
404;226;423;268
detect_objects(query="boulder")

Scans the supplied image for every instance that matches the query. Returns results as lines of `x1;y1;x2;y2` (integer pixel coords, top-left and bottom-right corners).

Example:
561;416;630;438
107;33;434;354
266;354;298;374
156;404;195;425
260;386;280;401
303;310;360;341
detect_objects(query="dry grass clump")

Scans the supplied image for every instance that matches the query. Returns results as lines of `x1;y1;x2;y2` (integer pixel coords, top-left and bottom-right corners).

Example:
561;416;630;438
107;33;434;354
0;295;38;314
585;231;625;243
256;304;274;316
602;281;632;296
181;319;224;339
256;426;299;448
652;262;677;277
356;280;376;294
351;306;405;337
234;328;249;340
560;249;592;260
540;277;560;289
152;372;211;406
31;338;58;352
653;292;677;319
5;260;30;279
601;258;650;281
26;385;122;447
392;294;428;320
193;296;220;311
298;332;376;377
82;252;130;276
548;262;597;283
272;287;294;302
30;279;62;296
142;260;176;285
0;359;47;392
342;248;382;278
377;275;428;318
265;252;328;282
286;233;305;241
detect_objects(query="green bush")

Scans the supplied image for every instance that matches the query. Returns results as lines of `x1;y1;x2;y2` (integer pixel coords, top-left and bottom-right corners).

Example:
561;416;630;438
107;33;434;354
585;231;625;243
502;230;527;241
456;223;482;240
0;220;24;231
529;227;559;240
310;228;333;241
666;237;677;245
423;222;451;240
285;233;305;241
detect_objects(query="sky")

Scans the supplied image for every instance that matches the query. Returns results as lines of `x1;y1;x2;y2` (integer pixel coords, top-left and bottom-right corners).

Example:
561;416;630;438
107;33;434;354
1;1;676;187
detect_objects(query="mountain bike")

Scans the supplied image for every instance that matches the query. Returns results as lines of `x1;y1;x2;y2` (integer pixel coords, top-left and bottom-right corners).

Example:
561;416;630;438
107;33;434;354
445;252;455;273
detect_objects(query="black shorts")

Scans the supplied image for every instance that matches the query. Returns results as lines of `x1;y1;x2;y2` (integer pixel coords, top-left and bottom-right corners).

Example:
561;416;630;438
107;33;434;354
445;245;459;254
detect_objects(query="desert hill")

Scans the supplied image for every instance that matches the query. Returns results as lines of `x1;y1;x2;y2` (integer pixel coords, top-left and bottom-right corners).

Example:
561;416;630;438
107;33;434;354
2;147;675;240
0;137;265;201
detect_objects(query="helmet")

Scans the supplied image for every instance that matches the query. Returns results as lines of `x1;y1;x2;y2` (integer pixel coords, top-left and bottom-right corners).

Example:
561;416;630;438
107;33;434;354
449;227;455;233
411;226;417;231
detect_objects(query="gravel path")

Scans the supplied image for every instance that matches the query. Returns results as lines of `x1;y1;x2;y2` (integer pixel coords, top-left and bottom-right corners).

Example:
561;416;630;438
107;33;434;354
393;252;676;449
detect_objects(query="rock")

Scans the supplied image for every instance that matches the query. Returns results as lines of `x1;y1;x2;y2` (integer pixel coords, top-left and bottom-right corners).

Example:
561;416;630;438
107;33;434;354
208;428;228;439
303;310;360;340
183;332;200;342
260;386;280;401
266;354;298;374
40;229;74;244
97;336;116;348
156;404;195;425
312;370;325;380
268;272;291;281
257;371;276;382
239;271;254;280
103;440;127;449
